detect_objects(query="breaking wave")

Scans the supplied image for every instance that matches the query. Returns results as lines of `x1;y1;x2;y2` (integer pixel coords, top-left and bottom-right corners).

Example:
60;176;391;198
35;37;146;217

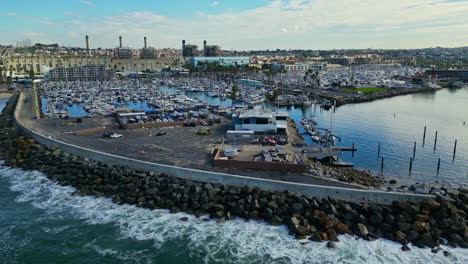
0;164;467;264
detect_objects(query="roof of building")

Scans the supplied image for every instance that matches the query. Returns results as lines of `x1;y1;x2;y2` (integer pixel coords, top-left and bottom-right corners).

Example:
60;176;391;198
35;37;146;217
238;109;273;119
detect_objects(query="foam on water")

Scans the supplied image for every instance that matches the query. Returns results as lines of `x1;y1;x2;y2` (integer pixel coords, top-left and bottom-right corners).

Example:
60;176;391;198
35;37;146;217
1;164;467;264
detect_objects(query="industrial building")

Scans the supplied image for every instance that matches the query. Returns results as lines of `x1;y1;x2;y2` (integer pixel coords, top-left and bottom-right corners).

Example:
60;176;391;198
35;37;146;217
48;65;116;81
191;56;250;67
140;36;156;59
113;36;133;59
2;35;183;75
203;40;221;57
182;40;199;57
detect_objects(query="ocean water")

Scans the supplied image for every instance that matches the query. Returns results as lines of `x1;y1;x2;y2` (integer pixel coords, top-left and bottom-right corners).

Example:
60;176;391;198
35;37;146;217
1;98;468;263
1;165;468;264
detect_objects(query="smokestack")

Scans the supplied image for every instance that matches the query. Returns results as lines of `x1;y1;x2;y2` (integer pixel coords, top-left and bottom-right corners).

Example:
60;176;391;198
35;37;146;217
203;40;207;57
144;36;147;49
182;40;185;49
119;36;123;48
85;35;90;55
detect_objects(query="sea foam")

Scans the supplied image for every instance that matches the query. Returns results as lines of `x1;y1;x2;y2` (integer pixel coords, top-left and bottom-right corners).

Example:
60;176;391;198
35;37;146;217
1;164;467;264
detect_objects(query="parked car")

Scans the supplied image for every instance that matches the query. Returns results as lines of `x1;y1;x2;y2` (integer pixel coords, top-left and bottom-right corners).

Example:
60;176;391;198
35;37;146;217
110;133;123;139
103;132;123;139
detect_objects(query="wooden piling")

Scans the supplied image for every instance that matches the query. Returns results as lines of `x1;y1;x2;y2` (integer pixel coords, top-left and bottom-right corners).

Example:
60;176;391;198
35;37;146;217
413;141;416;157
377;141;381;157
433;131;438;151
423;126;426;146
409;157;413;173
381;155;384;174
453;139;458;161
437;157;441;175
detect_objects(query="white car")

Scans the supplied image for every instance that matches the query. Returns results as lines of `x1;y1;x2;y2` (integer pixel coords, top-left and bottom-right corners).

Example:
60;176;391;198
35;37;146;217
109;133;123;139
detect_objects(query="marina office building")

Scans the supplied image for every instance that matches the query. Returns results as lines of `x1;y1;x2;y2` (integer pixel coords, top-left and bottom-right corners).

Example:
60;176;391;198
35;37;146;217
232;109;288;134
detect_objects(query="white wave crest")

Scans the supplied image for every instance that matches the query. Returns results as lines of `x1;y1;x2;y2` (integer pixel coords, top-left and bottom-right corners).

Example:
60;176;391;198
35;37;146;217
1;165;467;264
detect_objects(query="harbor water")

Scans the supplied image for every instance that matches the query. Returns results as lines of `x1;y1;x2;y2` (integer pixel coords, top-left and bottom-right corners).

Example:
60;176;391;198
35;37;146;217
1;98;468;263
161;86;468;185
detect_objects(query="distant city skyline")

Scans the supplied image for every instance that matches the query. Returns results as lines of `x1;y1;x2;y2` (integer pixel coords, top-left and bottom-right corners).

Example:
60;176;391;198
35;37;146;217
1;0;468;50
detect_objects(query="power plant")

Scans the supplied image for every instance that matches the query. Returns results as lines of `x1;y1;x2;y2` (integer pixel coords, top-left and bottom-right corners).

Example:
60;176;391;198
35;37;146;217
140;36;156;59
182;40;222;57
182;40;198;57
203;40;221;57
114;36;133;59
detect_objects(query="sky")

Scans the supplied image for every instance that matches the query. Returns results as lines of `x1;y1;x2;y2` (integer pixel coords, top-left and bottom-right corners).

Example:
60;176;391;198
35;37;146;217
1;0;468;50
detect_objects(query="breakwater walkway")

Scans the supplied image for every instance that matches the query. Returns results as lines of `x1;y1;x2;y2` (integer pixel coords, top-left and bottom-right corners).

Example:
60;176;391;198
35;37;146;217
14;91;433;205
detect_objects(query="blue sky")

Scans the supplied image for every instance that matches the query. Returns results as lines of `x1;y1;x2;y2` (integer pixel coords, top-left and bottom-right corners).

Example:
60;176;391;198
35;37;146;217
1;0;468;50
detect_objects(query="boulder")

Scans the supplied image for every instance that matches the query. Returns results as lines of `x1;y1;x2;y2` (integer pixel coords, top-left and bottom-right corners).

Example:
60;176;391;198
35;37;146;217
412;221;427;233
268;200;279;209
395;230;407;242
327;229;339;242
335;223;351;234
295;225;310;236
401;245;411;251
398;223;412;232
426;200;441;210
407;229;420;242
369;213;383;225
421;232;435;248
290;203;304;214
309;232;324;242
271;215;283;226
356;223;369;237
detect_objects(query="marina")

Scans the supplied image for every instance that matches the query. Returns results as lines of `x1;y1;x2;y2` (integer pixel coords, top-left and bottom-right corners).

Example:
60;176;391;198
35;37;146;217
33;78;468;185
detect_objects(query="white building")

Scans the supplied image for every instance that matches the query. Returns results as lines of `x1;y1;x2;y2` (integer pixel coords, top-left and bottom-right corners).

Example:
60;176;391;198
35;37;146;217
274;62;326;72
232;109;288;134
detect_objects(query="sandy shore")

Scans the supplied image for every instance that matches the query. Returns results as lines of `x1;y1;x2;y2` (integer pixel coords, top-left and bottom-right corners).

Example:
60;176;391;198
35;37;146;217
0;93;12;99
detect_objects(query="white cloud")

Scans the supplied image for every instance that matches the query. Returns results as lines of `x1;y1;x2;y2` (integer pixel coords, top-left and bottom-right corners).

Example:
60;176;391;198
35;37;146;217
3;0;468;49
79;0;94;6
211;1;220;7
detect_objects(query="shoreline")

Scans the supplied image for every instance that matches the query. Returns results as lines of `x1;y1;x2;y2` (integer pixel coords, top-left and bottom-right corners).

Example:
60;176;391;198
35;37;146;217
1;94;467;253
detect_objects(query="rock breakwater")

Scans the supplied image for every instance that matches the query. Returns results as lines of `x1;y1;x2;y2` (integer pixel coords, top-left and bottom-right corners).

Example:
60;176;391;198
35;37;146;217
323;87;436;107
1;94;467;253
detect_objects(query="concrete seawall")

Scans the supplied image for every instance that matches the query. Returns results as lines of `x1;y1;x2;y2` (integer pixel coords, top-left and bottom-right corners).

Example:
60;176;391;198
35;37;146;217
13;92;435;205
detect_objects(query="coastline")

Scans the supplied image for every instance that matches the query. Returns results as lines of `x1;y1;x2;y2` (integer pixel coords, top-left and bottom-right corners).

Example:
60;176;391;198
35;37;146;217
1;93;467;253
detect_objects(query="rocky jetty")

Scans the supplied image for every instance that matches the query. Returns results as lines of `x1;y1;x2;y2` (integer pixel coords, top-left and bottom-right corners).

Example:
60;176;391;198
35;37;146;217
324;87;436;107
1;94;467;253
308;160;383;187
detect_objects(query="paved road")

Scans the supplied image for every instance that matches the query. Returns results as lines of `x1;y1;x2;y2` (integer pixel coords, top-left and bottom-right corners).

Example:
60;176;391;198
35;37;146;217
18;91;362;189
